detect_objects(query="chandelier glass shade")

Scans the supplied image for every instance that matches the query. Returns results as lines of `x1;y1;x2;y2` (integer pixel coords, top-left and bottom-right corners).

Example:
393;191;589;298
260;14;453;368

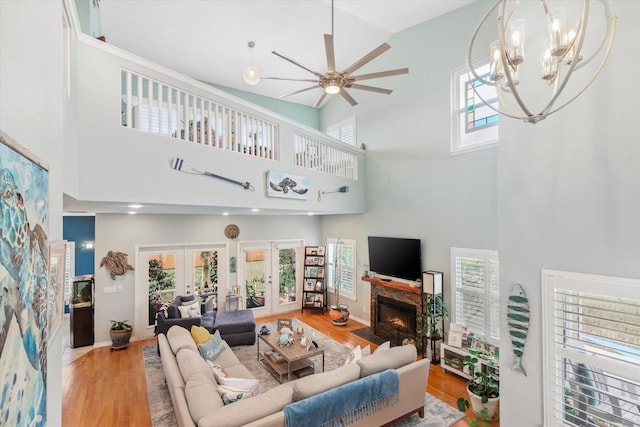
466;0;616;124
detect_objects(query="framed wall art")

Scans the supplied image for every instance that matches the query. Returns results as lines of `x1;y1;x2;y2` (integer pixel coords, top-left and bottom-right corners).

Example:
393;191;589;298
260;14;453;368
0;129;49;427
266;170;310;200
48;240;67;339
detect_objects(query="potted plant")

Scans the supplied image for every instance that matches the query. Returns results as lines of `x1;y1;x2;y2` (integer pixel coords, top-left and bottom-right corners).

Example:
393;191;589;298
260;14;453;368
329;240;349;326
456;349;500;426
417;294;448;358
109;320;132;350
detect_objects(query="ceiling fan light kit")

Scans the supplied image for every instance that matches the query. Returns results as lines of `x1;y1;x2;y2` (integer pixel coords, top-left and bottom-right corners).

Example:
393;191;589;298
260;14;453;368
263;0;408;107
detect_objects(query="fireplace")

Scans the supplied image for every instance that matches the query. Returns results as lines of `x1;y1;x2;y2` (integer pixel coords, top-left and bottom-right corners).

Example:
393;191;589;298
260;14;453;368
375;295;417;345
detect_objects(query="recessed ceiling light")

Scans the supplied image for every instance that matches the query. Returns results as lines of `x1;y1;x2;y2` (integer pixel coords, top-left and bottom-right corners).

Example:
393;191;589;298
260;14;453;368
128;204;143;209
251;208;260;212
127;211;137;215
307;212;314;216
222;212;230;216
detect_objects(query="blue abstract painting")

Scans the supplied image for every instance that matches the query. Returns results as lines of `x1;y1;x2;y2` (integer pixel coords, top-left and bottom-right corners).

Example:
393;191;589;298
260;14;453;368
0;130;49;427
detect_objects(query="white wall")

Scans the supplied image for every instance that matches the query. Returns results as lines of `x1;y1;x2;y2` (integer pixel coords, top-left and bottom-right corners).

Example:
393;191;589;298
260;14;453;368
93;213;322;343
319;1;498;340
0;1;65;425
498;1;640;425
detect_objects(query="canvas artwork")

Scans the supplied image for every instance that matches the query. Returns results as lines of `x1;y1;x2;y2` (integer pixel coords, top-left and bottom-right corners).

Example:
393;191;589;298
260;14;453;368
0;130;49;426
266;170;310;200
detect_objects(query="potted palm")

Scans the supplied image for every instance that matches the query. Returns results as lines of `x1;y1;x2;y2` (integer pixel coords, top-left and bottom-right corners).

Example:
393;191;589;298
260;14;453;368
109;320;132;350
456;349;500;425
329;240;349;326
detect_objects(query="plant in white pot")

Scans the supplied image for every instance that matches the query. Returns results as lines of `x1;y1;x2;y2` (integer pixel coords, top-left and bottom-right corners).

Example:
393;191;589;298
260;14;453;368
329;239;349;326
456;349;500;426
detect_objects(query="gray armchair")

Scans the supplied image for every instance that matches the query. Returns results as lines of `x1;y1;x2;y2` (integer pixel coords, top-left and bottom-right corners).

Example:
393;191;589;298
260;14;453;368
154;295;216;337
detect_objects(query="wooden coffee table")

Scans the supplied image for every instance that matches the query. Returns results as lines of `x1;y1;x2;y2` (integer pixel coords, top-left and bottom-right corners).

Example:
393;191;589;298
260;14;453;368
257;333;324;383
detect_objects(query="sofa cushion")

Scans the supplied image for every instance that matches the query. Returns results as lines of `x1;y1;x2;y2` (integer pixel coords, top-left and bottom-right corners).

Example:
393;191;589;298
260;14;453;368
191;325;211;344
177;348;215;384
184;372;224;422
167;325;198;355
198;330;225;361
181;294;196;303
292;363;360;401
209;341;241;369
222;364;254;380
206;360;228;382
214;310;255;334
356;344;417;378
197;384;293;427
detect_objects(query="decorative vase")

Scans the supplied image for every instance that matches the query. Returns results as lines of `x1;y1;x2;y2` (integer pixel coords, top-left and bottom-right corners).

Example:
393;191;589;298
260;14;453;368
329;304;349;326
467;385;499;419
110;329;132;350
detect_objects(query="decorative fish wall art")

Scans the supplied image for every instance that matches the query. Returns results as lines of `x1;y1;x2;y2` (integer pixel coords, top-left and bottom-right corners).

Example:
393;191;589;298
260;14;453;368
507;283;530;376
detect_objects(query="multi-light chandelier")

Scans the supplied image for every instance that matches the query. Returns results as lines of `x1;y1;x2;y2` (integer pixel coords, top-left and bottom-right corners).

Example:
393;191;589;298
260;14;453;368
466;0;616;124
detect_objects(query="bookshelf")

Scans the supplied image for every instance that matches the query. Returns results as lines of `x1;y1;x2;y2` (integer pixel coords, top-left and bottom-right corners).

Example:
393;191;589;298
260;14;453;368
301;246;327;313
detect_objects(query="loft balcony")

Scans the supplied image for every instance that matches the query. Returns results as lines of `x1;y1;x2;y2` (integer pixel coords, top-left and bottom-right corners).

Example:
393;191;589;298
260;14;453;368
64;21;365;215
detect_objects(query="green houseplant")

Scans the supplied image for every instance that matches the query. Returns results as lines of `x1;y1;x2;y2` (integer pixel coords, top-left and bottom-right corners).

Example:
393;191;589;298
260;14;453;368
416;294;448;359
109;320;132;350
329;239;350;326
456;349;500;426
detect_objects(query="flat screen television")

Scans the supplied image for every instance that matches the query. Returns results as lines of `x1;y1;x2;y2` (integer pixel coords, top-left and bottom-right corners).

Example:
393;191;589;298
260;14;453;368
367;236;422;281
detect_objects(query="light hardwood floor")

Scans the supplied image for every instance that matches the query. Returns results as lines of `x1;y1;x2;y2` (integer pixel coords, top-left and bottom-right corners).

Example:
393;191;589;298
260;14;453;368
62;310;499;426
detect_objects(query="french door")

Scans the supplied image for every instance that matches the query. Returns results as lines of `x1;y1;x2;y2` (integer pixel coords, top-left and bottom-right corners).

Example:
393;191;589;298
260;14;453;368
237;240;303;318
134;243;227;339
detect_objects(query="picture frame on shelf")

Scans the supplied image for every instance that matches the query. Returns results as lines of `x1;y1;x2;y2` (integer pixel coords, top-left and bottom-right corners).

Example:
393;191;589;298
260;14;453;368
305;247;318;256
317;246;325;256
304;279;315;291
313;294;323;307
315;280;323;291
277;318;293;331
448;331;463;348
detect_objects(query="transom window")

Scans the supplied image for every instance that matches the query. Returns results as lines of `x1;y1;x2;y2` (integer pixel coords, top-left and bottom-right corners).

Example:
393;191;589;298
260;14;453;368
451;63;499;154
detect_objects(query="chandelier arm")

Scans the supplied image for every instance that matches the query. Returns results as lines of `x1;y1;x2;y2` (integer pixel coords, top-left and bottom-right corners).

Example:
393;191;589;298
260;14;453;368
465;68;525;121
573;0;614;71
497;14;535;118
546;15;617;117
465;0;503;87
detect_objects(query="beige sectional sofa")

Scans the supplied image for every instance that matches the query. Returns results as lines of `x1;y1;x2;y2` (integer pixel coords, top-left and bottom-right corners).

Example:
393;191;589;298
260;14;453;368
157;325;430;427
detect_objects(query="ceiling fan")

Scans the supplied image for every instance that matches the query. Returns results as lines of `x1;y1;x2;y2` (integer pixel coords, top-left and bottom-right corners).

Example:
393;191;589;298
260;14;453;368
263;0;409;108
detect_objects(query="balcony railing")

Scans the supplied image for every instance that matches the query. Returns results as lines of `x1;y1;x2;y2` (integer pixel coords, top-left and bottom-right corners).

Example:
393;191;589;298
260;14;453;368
295;133;358;180
121;68;278;160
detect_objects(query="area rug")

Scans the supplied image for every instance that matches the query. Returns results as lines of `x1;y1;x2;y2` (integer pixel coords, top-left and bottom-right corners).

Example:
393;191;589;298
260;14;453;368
143;317;465;427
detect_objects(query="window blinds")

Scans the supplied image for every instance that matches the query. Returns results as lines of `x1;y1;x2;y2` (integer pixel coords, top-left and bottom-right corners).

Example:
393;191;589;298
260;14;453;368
326;240;356;298
542;270;640;427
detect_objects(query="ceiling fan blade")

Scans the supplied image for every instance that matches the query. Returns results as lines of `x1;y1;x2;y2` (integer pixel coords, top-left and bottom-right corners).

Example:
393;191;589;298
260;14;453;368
279;85;321;99
350;68;409;82
313;92;327;108
324;34;336;74
272;51;324;78
346;83;393;95
262;76;319;83
341;42;391;76
340;89;358;106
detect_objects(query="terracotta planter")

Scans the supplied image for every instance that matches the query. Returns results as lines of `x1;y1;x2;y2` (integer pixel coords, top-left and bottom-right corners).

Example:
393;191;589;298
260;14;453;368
329;305;349;326
467;385;499;419
110;328;132;350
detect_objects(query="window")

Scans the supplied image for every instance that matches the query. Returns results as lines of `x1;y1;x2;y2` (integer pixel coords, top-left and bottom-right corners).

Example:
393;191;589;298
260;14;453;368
326;238;356;300
451;63;499;154
450;247;499;344
327;115;357;146
542;270;640;427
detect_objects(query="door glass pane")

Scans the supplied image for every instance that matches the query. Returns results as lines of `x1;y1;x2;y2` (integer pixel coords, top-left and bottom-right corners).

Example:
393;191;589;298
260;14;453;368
193;250;218;294
278;248;297;304
245;250;266;308
148;252;176;326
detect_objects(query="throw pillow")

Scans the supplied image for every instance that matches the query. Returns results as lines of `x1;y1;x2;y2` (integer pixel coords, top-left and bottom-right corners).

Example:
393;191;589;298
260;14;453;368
362;344;372;357
218;377;260;396
374;341;391;353
167;304;180;319
177;299;201;318
197;330;224;361
344;345;362;365
191;325;211;344
206;360;228;382
218;386;252;405
181;294;196;303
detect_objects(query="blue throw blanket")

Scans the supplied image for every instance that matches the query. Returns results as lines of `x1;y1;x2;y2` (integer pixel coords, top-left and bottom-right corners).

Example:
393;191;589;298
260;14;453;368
284;369;400;427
